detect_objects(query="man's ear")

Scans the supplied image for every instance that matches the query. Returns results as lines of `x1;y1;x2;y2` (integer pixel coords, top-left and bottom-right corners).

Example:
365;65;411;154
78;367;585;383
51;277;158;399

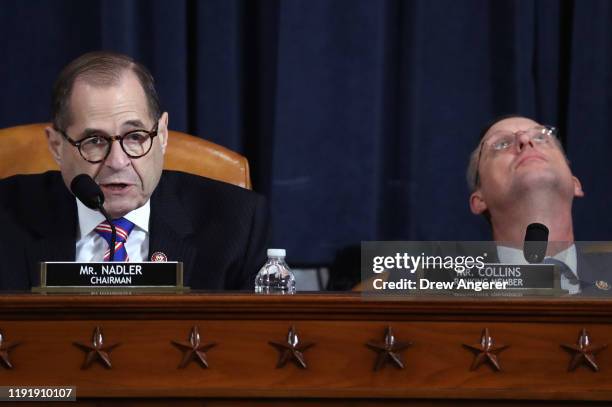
469;190;488;215
572;175;584;198
45;126;63;165
158;112;169;154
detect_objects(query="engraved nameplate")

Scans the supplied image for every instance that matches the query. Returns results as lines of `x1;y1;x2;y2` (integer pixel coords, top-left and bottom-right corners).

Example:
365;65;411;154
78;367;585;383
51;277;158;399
36;262;184;291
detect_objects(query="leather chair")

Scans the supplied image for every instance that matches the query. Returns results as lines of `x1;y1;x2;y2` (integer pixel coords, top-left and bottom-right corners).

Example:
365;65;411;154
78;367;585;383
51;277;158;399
0;123;251;189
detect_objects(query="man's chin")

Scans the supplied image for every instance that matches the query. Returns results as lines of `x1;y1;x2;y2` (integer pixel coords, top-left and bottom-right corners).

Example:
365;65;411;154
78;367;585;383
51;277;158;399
104;200;143;219
513;171;565;193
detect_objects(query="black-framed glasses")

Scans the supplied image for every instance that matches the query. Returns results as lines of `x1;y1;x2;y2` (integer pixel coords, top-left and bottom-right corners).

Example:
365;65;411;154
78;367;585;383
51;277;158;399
473;125;557;188
59;123;159;164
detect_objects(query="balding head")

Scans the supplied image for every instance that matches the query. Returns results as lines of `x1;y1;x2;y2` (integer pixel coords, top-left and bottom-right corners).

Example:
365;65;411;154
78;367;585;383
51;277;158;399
52;51;160;131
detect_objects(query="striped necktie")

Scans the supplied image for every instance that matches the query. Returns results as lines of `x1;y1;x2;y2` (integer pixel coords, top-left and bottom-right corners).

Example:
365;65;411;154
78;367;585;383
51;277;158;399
95;218;135;262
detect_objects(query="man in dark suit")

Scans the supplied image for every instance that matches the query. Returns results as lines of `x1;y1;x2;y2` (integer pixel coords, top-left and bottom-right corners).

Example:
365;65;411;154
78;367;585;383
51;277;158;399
467;115;612;295
0;51;268;290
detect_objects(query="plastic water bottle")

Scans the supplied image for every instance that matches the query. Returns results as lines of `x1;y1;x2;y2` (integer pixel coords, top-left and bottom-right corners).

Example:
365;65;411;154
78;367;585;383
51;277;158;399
254;249;296;294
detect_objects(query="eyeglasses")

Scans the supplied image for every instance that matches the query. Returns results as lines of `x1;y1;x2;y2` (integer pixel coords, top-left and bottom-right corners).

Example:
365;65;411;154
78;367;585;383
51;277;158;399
473;125;557;187
59;123;159;164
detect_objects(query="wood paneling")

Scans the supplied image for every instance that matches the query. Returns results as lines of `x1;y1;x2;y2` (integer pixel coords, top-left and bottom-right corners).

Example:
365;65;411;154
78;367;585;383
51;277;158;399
0;293;611;404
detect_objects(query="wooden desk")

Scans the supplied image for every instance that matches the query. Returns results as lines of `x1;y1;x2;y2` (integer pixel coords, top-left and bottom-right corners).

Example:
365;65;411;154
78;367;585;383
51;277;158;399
0;293;611;405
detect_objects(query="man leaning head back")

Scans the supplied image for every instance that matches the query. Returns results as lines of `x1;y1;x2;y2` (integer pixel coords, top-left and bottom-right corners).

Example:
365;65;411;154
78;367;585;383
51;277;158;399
466;115;584;243
46;51;169;219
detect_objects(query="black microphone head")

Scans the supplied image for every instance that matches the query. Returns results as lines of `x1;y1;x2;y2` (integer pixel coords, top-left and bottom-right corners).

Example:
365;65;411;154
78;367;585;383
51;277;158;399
523;223;549;263
70;174;104;209
525;223;549;242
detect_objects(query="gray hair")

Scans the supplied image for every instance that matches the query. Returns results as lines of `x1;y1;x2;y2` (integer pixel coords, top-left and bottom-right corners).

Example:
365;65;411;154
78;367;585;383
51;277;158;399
52;51;160;131
466;144;481;192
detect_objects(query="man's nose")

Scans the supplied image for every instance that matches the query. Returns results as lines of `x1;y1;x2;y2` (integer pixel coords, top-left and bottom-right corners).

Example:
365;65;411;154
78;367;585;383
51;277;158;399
515;131;534;152
104;141;131;169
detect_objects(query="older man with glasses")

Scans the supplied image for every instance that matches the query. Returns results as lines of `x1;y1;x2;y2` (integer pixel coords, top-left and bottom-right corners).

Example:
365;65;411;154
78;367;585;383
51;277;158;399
466;115;612;295
0;51;269;290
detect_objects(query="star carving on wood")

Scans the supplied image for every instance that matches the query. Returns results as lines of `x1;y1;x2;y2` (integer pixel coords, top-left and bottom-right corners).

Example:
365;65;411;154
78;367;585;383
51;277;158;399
269;325;315;369
171;326;217;368
462;328;509;371
0;330;21;369
366;326;412;371
561;328;607;372
73;326;120;369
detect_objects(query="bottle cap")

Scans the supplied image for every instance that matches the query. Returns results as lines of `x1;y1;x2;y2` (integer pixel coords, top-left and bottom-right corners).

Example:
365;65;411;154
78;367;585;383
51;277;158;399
267;248;286;257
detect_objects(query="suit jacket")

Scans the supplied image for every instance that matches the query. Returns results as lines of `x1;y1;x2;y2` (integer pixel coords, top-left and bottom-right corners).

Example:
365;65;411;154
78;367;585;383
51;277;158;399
0;171;269;291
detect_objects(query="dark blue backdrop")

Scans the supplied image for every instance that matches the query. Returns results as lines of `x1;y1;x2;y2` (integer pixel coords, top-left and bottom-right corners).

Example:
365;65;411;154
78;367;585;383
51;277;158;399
1;0;610;266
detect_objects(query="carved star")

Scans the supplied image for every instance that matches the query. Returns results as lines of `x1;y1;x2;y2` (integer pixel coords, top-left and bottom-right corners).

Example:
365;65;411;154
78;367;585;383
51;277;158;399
172;326;217;368
366;326;411;370
463;328;509;371
561;328;607;372
269;325;315;369
0;330;20;369
73;326;120;369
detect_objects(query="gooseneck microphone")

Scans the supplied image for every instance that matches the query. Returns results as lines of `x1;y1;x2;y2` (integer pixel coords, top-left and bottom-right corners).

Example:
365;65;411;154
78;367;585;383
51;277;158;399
70;174;117;261
523;223;549;263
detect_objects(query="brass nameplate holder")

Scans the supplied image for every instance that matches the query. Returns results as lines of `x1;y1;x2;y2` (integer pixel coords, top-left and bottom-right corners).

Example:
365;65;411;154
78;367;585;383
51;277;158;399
419;263;566;296
33;262;186;293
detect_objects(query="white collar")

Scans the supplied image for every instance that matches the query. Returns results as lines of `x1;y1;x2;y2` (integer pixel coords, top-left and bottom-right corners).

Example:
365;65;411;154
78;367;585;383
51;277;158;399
497;244;577;275
76;199;150;238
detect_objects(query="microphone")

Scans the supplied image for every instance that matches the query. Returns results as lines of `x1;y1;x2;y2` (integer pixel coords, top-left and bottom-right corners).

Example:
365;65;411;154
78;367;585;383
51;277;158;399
70;174;104;209
70;174;117;261
523;223;549;263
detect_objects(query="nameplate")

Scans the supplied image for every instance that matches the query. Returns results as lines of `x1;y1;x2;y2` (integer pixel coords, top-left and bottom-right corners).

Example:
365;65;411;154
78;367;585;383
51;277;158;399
423;263;557;290
37;262;183;290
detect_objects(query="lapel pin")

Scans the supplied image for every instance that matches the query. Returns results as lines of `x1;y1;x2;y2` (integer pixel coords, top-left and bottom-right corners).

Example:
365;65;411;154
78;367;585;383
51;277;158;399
151;252;168;262
595;280;610;291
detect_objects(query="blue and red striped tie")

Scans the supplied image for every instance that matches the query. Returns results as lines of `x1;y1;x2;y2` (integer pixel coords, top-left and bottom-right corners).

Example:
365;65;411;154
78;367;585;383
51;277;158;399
95;218;135;261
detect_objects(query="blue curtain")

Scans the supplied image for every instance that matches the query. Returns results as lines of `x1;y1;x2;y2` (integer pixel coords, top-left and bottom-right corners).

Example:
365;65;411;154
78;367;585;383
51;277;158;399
1;0;610;265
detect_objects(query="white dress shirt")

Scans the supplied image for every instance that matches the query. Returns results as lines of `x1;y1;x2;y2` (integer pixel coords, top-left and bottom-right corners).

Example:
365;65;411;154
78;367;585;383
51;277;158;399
497;245;579;294
75;199;150;262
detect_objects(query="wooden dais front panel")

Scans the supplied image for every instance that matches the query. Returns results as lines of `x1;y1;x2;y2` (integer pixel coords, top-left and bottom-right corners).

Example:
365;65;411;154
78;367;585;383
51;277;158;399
0;293;611;404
